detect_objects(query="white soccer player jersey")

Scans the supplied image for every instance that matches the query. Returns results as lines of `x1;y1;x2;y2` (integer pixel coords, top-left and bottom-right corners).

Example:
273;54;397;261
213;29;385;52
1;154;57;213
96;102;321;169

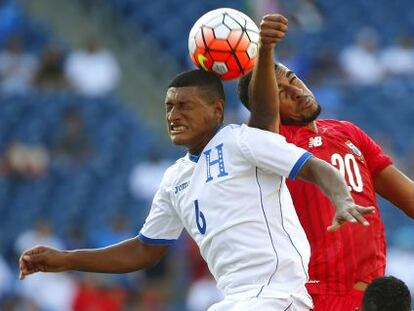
139;124;313;306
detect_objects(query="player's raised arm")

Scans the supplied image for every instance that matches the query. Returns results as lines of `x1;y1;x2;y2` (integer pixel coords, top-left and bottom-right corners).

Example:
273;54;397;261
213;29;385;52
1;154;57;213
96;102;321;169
297;157;375;231
374;165;414;218
19;238;168;280
247;14;287;133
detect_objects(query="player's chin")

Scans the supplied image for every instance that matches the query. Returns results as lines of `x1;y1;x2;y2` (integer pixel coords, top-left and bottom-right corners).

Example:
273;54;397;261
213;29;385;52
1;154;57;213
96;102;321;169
302;102;320;118
304;106;318;116
311;101;319;111
169;133;187;146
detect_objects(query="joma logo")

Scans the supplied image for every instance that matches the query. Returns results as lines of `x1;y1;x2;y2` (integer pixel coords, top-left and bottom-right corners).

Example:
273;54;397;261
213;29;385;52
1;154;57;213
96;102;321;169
174;181;189;194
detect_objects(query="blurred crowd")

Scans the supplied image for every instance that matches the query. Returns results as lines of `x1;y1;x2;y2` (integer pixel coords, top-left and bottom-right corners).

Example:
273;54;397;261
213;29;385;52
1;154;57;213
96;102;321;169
0;0;122;180
276;27;414;86
0;0;120;96
0;105;92;180
0;35;121;97
255;0;414;85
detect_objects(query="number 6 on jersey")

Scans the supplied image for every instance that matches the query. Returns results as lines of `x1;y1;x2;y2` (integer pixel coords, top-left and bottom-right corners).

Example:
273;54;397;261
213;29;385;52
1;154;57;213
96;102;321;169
194;200;207;234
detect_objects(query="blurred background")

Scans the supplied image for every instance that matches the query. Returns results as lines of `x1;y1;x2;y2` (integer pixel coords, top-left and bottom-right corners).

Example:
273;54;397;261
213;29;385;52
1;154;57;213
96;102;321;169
0;0;413;310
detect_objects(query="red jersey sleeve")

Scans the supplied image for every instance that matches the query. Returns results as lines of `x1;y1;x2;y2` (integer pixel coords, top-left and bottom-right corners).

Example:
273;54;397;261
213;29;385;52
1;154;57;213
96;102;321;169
341;121;393;177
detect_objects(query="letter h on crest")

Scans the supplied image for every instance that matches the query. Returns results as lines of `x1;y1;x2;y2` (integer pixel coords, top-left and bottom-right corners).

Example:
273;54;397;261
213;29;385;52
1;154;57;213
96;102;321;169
203;143;228;183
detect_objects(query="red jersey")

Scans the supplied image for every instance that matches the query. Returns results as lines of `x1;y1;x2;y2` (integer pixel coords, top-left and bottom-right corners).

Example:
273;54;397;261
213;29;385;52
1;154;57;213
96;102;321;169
280;119;392;296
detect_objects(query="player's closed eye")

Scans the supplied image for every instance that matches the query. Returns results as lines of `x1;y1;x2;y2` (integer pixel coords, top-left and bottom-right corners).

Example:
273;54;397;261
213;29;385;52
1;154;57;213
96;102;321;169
178;102;192;110
279;84;299;99
289;75;297;84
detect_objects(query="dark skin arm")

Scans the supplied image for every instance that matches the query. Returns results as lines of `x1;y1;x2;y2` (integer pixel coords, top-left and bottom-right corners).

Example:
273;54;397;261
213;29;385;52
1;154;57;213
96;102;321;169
374;165;414;218
19;237;168;280
297;157;375;231
248;14;288;132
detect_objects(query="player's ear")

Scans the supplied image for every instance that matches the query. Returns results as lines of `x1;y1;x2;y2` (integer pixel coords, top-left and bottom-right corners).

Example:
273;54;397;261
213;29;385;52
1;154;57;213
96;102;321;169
213;99;224;123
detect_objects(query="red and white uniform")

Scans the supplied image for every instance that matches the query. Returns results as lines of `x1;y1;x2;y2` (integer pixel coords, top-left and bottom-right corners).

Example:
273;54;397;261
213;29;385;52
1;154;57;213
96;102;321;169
281;119;392;310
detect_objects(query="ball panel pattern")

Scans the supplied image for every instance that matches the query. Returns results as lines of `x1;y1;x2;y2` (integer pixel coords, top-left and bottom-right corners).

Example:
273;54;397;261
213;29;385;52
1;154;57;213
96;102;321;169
188;8;259;80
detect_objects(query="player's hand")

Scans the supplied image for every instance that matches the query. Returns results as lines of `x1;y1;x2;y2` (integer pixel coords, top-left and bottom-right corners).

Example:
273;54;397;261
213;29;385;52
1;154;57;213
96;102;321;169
259;14;288;49
327;203;376;232
19;245;68;280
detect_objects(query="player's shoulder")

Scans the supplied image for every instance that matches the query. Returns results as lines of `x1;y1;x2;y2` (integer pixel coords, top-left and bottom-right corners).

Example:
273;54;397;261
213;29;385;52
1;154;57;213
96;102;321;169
169;155;191;171
226;123;287;140
211;124;243;143
318;119;361;133
318;118;354;127
218;124;242;135
161;156;190;186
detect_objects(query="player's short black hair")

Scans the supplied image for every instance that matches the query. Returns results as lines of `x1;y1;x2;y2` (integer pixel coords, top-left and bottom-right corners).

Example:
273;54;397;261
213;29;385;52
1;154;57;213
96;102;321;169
168;69;225;103
362;276;412;311
238;63;283;110
237;69;253;110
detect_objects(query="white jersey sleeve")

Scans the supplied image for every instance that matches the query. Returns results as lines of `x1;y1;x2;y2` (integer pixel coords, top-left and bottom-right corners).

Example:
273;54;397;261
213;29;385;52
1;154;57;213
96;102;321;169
237;124;312;179
138;168;183;245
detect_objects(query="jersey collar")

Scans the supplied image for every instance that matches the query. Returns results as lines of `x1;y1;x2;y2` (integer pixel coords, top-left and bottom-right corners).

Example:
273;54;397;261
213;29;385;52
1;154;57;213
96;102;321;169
186;124;225;163
188;153;200;163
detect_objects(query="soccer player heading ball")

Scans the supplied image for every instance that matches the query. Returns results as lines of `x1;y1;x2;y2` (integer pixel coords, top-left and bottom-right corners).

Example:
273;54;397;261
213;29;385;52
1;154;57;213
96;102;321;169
19;12;375;311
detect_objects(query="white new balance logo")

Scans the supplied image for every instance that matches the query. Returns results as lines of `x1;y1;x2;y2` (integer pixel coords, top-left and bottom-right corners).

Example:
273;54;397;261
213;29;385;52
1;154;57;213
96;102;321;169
308;136;323;148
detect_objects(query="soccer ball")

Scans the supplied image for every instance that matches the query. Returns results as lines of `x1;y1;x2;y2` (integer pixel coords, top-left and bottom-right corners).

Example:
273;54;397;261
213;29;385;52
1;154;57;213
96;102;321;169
188;8;259;80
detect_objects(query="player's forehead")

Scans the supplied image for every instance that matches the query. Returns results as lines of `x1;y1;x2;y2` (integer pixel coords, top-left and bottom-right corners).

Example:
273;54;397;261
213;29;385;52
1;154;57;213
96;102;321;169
274;64;313;94
165;86;199;103
275;63;295;81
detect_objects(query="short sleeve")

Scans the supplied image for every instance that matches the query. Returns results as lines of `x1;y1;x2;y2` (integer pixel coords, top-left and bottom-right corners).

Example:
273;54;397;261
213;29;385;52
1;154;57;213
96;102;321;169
342;121;393;177
139;172;184;245
237;124;313;179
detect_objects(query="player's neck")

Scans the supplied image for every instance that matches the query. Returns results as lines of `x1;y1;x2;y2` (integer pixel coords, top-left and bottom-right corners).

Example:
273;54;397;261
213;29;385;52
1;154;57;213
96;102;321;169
188;125;223;155
307;121;318;133
188;142;208;156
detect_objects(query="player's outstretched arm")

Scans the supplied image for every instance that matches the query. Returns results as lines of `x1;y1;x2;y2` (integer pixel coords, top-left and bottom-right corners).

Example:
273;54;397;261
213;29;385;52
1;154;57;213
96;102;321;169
297;157;375;231
19;237;168;280
374;165;414;218
247;14;287;133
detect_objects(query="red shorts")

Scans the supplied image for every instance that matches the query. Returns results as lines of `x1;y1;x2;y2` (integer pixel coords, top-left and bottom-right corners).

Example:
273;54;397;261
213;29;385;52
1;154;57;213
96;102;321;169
311;289;364;311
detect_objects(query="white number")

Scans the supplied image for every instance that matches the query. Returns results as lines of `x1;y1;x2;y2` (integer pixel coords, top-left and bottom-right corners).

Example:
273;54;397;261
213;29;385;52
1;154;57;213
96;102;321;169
331;153;363;192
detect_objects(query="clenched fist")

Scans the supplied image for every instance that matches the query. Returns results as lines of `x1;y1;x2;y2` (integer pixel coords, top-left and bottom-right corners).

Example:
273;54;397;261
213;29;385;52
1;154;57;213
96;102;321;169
259;14;288;49
19;245;68;280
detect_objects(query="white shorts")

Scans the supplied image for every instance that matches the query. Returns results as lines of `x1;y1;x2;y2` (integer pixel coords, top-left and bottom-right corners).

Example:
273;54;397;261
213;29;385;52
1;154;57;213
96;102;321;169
207;296;311;311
